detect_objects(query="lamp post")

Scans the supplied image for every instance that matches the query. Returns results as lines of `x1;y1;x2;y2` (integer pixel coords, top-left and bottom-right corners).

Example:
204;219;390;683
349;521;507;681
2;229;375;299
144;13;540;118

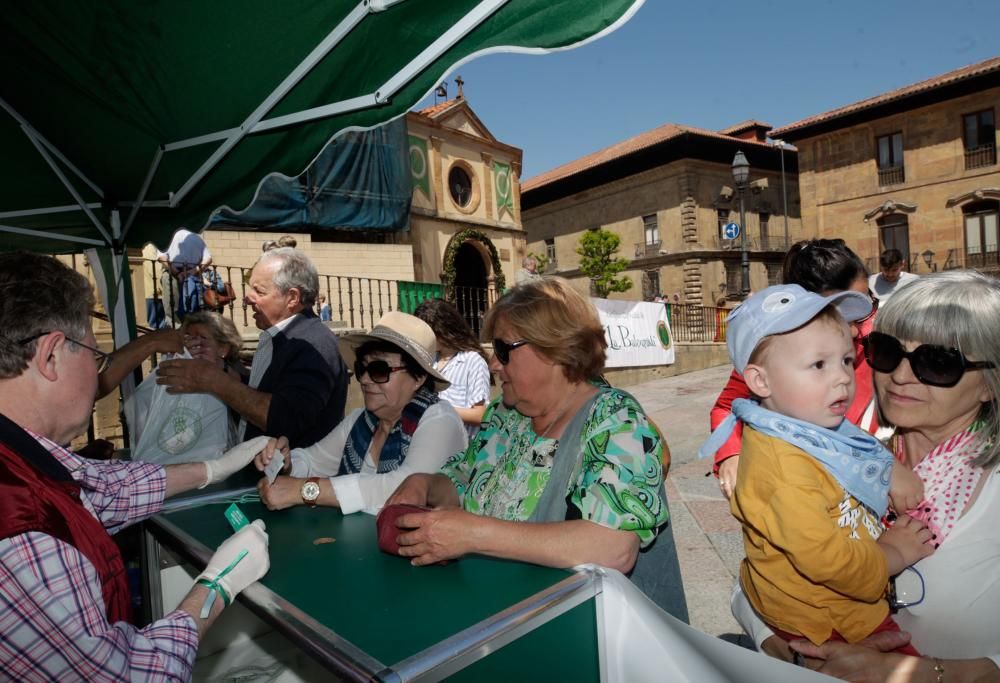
771;139;790;251
732;150;751;296
922;249;936;272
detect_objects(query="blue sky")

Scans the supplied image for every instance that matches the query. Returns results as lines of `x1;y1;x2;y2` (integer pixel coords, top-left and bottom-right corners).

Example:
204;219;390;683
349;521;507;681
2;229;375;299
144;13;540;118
416;0;1000;180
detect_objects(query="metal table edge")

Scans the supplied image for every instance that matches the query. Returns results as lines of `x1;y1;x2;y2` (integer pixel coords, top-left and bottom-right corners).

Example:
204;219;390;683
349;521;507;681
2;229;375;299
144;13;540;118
380;566;603;683
147;514;387;682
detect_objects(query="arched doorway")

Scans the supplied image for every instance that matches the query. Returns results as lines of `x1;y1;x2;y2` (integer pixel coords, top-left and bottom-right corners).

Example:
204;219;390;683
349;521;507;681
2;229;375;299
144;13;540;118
441;229;506;336
453;242;488;334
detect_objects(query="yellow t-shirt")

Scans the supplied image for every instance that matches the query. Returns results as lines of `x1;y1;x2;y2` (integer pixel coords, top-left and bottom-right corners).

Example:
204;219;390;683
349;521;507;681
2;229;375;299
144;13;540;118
731;428;890;644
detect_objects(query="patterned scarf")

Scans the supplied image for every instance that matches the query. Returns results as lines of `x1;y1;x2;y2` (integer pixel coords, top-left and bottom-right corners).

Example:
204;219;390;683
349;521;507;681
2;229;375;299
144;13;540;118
896;421;988;542
340;386;438;475
699;398;894;517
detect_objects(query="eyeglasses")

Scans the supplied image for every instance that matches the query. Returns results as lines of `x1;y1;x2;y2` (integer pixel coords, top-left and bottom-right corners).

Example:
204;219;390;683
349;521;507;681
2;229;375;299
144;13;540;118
17;331;113;374
353;359;407;384
492;338;529;365
888;566;925;612
864;331;994;388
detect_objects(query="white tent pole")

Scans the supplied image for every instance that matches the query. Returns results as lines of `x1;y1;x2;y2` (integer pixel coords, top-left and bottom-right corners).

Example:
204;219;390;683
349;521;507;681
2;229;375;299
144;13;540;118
167;0;376;205
0;223;105;247
0;96;105;199
22;127;113;244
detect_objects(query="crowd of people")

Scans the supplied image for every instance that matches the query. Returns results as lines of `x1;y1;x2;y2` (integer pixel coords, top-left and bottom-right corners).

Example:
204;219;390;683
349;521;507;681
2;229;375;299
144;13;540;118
0;236;996;682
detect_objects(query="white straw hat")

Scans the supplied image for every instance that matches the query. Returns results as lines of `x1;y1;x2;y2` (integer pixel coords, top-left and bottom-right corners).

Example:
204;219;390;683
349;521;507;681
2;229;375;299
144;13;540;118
339;311;450;389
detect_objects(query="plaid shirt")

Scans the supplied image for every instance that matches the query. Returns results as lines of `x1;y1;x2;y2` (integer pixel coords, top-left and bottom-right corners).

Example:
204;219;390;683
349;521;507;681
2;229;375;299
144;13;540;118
0;432;201;682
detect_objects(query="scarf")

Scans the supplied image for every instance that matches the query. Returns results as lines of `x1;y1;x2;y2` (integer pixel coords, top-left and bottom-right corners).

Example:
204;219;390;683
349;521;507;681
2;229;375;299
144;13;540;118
340;386;438;475
699;398;894;517
896;421;988;542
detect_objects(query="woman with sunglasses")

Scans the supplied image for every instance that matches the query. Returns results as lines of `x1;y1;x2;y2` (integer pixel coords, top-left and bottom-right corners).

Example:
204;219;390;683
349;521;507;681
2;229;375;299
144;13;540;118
385;278;688;619
741;271;1000;681
253;312;466;514
710;238;879;498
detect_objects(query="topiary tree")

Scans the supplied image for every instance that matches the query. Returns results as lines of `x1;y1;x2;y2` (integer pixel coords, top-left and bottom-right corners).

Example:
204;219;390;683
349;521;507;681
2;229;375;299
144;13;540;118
576;229;633;298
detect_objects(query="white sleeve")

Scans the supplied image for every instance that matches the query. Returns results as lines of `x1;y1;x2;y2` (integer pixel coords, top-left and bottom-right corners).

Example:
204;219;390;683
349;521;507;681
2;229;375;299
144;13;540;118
331;402;467;515
466;353;491;405
288;408;361;478
730;581;774;651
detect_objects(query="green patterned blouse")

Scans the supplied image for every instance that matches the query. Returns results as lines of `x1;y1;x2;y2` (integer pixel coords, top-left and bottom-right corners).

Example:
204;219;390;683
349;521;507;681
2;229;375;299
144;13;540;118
441;388;668;547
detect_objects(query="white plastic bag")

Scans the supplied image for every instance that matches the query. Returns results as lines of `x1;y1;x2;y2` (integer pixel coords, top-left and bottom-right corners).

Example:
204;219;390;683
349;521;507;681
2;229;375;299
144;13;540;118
125;353;233;465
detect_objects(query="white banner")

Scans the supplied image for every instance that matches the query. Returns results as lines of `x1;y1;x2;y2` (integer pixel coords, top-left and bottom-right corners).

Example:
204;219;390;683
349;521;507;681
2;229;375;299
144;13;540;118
592;298;675;368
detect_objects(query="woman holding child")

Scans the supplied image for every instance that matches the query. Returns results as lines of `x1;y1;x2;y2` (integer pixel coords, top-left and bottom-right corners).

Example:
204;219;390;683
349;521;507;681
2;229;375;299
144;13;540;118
729;271;1000;681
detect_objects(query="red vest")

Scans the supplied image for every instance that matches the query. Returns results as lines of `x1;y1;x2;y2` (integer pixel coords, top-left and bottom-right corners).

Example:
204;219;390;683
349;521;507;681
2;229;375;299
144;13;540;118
0;417;131;624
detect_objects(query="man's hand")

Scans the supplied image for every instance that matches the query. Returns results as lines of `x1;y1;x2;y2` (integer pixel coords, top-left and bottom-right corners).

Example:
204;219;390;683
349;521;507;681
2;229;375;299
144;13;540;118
202;436;270;488
143;329;185;356
157;357;231;395
197;520;270;605
254;437;291;474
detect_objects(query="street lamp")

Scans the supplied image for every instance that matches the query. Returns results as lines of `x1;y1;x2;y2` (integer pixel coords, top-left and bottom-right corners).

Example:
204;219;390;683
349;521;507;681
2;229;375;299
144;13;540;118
732;150;751;296
922;249;936;272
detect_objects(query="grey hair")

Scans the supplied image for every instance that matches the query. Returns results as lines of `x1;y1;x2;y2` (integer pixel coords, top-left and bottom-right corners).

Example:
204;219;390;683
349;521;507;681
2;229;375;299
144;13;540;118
258;247;319;308
180;311;243;365
874;270;1000;468
0;252;95;378
521;255;536;269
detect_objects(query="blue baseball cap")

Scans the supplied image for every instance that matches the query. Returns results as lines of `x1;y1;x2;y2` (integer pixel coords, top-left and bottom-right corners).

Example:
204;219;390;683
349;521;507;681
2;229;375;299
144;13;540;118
726;284;873;373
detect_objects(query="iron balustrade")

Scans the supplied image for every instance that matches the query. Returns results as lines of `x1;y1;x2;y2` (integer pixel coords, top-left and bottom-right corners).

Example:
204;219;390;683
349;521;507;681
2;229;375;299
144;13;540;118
664;303;729;343
965;143;997;170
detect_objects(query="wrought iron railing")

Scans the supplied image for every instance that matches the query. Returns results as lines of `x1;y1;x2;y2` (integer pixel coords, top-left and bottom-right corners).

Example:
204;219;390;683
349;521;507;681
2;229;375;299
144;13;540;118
877;165;905;186
965;144;997;170
966;246;1000;269
664;303;729;343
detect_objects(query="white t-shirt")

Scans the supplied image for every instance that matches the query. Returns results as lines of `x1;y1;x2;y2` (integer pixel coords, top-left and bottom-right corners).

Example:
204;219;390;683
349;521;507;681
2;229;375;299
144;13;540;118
733;460;1000;667
156;228;210;267
288;402;467;515
868;270;918;302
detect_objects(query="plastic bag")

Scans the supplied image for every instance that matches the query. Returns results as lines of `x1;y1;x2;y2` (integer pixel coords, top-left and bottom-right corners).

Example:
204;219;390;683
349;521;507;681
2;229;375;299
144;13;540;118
125;353;234;465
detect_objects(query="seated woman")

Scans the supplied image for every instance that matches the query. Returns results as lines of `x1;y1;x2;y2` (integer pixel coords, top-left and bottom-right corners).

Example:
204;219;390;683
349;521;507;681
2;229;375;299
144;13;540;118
413;297;491;437
735;270;1000;681
387;278;688;620
254;311;466;515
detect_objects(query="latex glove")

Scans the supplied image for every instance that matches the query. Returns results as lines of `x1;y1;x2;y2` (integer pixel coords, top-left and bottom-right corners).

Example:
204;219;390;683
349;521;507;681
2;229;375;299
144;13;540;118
196;519;270;608
201;436;271;488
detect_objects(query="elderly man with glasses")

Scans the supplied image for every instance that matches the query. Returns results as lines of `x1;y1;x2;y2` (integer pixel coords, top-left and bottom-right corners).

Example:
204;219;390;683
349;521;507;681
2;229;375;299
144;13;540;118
0;252;272;681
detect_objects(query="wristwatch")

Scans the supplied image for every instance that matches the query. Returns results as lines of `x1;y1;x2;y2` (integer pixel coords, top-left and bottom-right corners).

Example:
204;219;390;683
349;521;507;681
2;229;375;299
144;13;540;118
300;477;321;507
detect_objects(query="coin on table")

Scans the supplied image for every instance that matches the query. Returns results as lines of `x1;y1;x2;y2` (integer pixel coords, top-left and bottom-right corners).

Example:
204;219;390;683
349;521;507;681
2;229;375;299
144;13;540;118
313;537;336;545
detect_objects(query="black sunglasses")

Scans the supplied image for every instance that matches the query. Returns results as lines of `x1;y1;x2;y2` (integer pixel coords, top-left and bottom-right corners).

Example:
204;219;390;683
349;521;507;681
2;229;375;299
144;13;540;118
492;338;529;365
353;359;406;384
864;331;994;388
17;331;113;374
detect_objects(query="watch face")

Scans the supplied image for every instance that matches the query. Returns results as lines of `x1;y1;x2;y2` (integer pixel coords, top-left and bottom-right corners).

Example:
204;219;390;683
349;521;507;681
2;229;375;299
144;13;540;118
302;481;321;501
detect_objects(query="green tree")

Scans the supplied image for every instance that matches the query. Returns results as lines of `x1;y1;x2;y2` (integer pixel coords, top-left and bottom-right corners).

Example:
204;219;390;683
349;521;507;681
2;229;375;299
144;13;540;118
576;229;633;298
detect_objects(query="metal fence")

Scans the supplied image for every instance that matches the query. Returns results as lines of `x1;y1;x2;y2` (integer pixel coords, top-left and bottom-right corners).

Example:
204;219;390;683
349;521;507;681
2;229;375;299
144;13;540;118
144;259;492;334
664;303;729;343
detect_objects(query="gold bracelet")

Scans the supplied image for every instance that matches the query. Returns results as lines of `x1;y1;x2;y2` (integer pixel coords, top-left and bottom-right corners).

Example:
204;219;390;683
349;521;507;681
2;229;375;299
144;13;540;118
931;657;944;683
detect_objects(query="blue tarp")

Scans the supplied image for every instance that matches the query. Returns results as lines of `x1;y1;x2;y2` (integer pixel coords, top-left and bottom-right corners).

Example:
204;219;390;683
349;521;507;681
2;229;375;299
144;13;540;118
211;117;411;232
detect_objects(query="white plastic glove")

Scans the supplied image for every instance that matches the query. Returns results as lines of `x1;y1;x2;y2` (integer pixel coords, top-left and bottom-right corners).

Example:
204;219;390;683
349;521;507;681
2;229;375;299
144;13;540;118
196;519;270;611
201;436;271;488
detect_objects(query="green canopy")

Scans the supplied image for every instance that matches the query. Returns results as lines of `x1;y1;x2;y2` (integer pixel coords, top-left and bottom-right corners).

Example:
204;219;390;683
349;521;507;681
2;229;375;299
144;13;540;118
0;0;642;253
0;0;642;353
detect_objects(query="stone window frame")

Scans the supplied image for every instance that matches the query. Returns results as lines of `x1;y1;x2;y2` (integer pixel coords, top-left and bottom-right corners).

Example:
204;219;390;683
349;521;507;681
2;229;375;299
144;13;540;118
447;160;481;214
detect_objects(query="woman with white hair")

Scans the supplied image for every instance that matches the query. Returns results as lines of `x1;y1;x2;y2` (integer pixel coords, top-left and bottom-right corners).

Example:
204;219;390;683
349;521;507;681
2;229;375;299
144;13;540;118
739;270;1000;681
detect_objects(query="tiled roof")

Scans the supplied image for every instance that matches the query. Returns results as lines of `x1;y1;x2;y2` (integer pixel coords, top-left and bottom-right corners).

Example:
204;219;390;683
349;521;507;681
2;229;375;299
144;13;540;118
718;120;771;135
522;122;773;192
772;56;1000;138
416;98;463;118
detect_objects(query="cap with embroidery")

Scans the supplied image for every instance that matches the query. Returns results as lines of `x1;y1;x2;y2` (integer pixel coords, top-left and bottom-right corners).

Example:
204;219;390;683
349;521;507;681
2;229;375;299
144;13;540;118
726;284;872;373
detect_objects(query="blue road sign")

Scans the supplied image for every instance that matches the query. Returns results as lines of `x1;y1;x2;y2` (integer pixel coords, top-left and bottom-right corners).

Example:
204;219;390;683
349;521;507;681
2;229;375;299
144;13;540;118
722;222;741;240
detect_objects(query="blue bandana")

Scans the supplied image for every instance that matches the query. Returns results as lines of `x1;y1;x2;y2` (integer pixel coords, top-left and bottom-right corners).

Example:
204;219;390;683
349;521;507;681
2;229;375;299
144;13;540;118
341;386;438;475
699;398;893;517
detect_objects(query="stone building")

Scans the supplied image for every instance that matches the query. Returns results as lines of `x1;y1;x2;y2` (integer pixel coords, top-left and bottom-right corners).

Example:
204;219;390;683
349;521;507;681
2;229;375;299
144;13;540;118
770;56;1000;275
521;121;802;305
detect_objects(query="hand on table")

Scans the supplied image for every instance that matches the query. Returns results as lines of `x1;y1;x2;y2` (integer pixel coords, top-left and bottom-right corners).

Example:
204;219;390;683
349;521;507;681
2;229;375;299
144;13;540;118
395;508;476;566
385;473;432;507
257;476;307;511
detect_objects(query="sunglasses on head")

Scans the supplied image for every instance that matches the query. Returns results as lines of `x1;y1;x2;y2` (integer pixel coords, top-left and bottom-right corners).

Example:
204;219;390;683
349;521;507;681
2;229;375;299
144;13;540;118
353;359;406;384
863;331;995;388
492;338;529;365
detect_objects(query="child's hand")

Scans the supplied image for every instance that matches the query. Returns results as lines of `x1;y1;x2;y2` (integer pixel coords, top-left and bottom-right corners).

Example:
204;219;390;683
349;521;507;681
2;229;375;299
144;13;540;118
888;461;924;513
718;455;740;499
877;515;935;576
